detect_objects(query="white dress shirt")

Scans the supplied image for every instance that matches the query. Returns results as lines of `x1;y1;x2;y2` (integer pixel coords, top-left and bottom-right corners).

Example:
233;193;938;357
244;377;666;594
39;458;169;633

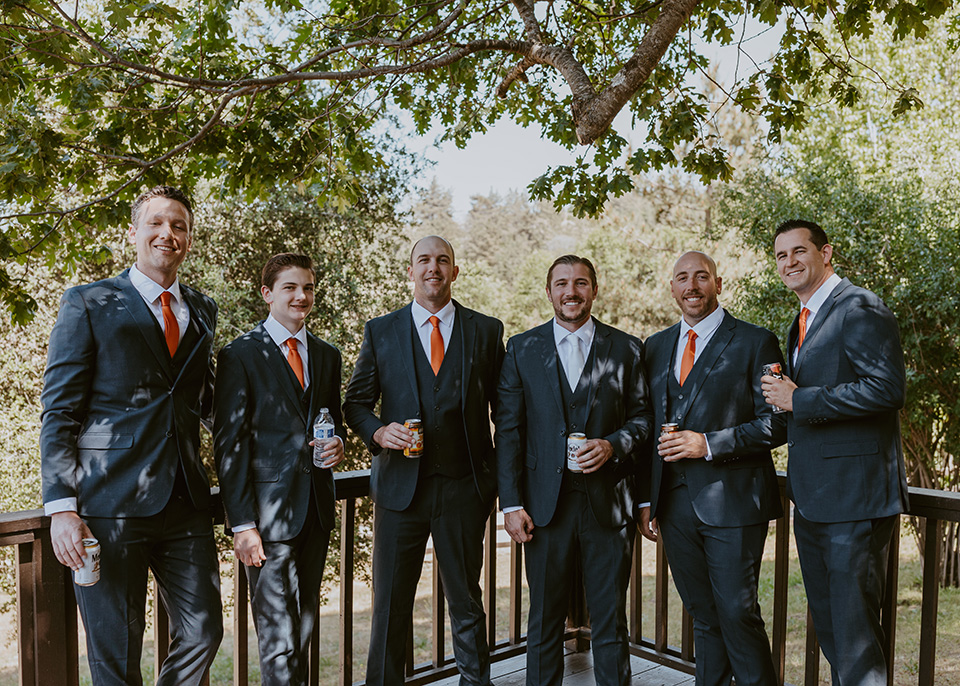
793;273;842;364
552;317;596;383
264;315;310;388
411;299;455;359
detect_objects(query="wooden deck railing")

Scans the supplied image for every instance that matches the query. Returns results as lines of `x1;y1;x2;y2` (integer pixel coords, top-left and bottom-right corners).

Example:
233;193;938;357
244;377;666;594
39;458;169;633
2;472;957;686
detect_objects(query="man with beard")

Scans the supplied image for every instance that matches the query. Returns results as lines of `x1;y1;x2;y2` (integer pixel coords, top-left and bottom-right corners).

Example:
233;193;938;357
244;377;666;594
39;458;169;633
639;251;785;686
496;254;653;686
762;220;908;685
344;236;504;686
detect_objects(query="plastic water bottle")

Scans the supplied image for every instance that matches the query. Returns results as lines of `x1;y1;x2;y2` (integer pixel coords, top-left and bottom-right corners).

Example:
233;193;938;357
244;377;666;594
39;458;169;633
313;408;335;467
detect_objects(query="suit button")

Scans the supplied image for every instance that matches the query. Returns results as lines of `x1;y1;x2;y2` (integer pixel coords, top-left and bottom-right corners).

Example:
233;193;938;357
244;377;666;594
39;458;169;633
678;394;684;399
559;430;565;436
556;468;562;474
302;467;310;473
571;425;578;430
165;431;173;438
434;386;440;392
788;441;794;447
434;405;440;410
569;403;576;409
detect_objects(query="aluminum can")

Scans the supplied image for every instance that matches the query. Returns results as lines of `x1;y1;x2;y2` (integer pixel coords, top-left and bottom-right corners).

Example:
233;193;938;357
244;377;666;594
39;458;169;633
566;433;587;472
661;423;680;435
762;362;786;414
404;419;424;458
75;538;100;587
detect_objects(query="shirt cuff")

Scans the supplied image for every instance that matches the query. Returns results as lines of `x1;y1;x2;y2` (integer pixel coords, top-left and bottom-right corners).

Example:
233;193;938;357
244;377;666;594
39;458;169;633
44;498;77;516
636;502;651;509
704;434;713;461
231;522;257;533
502;505;523;514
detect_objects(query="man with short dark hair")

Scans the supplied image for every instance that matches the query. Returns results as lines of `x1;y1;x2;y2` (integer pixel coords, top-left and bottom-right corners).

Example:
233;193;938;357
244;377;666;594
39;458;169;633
763;220;908;685
344;236;504;686
496;254;652;686
640;250;784;686
214;253;345;685
41;185;223;685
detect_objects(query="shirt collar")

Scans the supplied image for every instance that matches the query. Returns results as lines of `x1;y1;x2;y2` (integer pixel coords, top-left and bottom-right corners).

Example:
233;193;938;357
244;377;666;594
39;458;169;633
678;305;725;340
553;316;596;349
801;272;842;316
411;299;455;328
264;314;308;349
130;263;182;303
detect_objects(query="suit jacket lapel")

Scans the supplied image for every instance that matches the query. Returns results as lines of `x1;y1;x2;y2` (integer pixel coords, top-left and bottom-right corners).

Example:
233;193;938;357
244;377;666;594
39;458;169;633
172;287;214;387
537;323;565;419
793;278;848;375
255;324;307;421
391;304;421;409
114;271;173;379
681;313;735;409
584;319;609;422
456;302;475;409
306;333;325;424
653;323;681;421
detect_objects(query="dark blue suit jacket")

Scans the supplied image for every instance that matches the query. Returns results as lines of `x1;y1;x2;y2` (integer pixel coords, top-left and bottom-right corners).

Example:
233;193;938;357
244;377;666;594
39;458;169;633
343;300;505;512
213;323;345;538
645;311;785;527
495;318;653;528
40;269;217;517
786;278;909;522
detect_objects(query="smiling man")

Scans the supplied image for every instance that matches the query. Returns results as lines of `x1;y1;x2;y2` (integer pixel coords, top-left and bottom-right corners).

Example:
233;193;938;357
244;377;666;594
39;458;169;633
639;251;785;686
214;253;345;685
496;254;652;686
762;220;908;686
344;236;504;686
40;185;222;685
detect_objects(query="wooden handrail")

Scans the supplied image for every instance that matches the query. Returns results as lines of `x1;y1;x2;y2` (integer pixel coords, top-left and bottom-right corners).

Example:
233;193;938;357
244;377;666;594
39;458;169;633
3;474;959;686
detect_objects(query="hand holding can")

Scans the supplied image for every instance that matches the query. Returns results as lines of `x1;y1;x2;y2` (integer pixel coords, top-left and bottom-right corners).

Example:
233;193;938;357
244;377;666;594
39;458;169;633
761;363;786;414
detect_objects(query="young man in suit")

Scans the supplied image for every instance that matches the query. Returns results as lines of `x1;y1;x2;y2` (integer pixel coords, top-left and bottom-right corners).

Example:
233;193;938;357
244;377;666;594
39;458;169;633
214;253;345;686
343;236;504;686
40;185;223;685
639;251;785;686
496;255;653;686
762;220;908;685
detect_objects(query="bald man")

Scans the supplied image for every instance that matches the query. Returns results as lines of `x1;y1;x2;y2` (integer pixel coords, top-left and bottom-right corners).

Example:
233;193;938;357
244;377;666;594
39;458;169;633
344;237;505;686
639;251;786;686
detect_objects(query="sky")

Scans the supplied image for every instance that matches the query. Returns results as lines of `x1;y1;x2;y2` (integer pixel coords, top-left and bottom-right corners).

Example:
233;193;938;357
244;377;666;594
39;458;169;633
409;17;785;218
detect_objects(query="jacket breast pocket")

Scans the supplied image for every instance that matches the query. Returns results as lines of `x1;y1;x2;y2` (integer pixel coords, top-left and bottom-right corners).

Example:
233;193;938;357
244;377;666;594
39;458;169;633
822;441;879;458
76;433;134;450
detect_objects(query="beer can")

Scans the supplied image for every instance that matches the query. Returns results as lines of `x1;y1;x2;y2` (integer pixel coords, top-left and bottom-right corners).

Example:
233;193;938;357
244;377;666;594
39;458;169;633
566;433;587;472
761;362;786;414
74;538;100;587
404;419;424;458
661;423;680;435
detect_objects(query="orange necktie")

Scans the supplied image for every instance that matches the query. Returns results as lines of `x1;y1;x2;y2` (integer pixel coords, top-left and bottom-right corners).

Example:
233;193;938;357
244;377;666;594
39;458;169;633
429;315;444;375
679;330;697;386
287;338;305;389
797;307;811;349
159;291;179;357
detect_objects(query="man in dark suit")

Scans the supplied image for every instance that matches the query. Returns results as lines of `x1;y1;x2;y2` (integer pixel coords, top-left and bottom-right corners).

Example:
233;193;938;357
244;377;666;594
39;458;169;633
762;220;908;686
40;185;223;685
639;251;785;686
496;254;652;686
214;253;345;685
343;236;504;686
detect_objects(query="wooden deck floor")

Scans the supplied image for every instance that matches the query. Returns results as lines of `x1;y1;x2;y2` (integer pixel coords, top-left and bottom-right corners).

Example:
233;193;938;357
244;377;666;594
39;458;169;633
431;651;695;686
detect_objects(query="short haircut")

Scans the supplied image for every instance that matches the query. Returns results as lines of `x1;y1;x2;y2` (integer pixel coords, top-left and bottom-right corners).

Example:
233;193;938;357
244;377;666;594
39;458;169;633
546;255;597;290
410;235;456;265
774;219;829;250
131;185;194;232
262;253;315;289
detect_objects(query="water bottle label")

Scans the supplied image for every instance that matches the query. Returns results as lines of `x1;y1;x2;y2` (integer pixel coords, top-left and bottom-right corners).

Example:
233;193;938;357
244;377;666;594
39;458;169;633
314;425;335;440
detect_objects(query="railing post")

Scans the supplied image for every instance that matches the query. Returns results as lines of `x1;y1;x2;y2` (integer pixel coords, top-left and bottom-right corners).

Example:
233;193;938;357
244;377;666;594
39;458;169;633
804;607;820;686
339;497;357;686
629;536;641;644
17;531;79;686
432;546;445;668
918;517;942;686
483;513;497;647
654;537;669;653
772;490;790;686
234;557;249;686
509;539;523;645
881;523;900;686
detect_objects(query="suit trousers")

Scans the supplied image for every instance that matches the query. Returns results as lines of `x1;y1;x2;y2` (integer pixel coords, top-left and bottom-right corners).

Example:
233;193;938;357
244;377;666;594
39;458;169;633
523;475;634;686
75;492;223;686
367;472;492;686
658;483;776;686
246;505;330;686
794;511;897;686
